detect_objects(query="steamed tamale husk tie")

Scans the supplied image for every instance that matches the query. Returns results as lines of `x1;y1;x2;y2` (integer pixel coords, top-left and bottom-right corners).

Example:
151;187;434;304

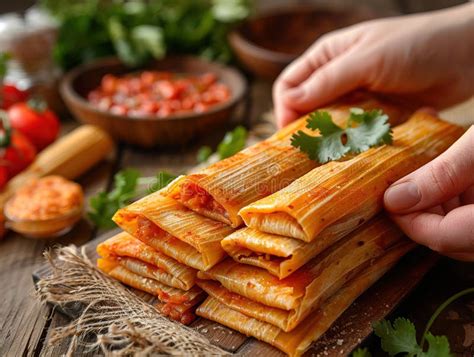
240;113;465;242
201;216;408;330
166;94;410;227
113;191;234;271
97;232;196;290
196;241;415;356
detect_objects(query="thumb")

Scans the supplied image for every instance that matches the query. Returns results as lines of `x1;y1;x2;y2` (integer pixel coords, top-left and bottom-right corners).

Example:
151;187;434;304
384;125;474;213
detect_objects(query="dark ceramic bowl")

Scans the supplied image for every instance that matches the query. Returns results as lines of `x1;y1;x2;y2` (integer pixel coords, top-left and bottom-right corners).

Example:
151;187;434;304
60;56;247;147
229;5;377;78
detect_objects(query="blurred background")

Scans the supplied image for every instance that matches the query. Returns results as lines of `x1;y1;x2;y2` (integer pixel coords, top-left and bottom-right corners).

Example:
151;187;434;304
0;0;468;15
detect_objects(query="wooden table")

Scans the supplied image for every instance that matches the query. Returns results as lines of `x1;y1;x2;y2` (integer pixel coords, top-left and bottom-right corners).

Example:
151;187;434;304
0;76;473;356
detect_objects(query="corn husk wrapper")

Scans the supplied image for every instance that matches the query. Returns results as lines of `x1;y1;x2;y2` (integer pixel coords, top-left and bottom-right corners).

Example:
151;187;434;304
196;242;414;356
166;94;410;227
240;113;465;241
113;191;234;271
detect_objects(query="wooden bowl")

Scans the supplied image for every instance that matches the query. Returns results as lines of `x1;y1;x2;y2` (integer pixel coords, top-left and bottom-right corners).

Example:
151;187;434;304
229;5;377;79
60;56;247;147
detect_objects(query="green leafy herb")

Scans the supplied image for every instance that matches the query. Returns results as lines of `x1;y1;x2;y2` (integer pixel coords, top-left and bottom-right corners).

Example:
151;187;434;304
356;287;474;357
88;169;178;229
0;53;10;79
217;125;247;160
40;0;251;70
373;318;422;356
352;348;372;357
88;168;140;229
373;318;451;357
197;145;213;163
291;108;392;163
197;125;248;164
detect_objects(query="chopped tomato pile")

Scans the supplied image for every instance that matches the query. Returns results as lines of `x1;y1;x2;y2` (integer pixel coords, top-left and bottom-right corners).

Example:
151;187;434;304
88;71;231;117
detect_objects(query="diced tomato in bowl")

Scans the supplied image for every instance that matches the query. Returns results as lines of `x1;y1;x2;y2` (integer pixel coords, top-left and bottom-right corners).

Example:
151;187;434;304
87;70;232;119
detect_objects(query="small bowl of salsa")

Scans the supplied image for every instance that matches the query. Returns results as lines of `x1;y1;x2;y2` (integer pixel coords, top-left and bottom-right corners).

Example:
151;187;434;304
60;56;247;148
4;176;84;239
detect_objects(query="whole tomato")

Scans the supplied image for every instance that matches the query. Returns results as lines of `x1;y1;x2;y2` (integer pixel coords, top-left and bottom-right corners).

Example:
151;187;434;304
0;115;36;179
8;100;60;150
0;84;28;110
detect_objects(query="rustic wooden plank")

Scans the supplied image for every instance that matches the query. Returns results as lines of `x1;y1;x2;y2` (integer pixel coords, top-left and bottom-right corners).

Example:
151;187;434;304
0;236;51;357
192;318;248;352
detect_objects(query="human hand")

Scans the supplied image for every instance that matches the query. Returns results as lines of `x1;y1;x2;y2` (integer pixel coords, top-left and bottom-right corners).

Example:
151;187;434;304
273;3;474;127
384;125;474;261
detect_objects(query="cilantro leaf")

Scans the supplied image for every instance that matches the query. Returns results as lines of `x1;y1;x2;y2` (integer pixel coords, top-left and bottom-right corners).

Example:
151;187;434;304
421;333;451;357
352;348;372;357
291;130;349;163
291;111;349;163
373;318;421;356
88;169;140;229
147;171;177;193
346;108;392;153
217;125;247;160
197;145;213;163
291;108;392;163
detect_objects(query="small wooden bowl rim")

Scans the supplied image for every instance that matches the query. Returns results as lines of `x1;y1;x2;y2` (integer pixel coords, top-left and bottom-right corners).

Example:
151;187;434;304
60;56;247;123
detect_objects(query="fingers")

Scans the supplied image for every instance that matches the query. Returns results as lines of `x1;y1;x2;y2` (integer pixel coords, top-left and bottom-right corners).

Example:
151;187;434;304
391;204;474;255
273;28;363;127
280;51;369;114
384;126;474;214
273;79;301;128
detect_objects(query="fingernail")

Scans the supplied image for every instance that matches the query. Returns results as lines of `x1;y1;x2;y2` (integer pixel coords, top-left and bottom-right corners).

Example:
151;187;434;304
384;181;421;212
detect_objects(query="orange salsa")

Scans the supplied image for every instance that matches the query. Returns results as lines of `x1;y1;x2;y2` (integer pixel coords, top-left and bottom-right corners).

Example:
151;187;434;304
5;176;84;221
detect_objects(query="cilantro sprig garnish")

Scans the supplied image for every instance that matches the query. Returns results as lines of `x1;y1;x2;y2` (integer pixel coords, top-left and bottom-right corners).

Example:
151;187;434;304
291;108;392;163
352;287;474;357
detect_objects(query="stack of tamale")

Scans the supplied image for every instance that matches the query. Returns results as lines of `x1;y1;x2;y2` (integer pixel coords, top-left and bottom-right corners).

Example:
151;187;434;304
96;94;464;355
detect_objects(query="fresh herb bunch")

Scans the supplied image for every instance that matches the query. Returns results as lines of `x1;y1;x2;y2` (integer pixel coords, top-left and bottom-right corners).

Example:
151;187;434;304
291;108;392;163
40;0;251;70
352;287;474;357
88;168;177;229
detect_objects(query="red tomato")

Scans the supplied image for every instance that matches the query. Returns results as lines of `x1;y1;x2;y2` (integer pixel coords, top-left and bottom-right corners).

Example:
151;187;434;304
0;130;37;178
156;80;179;100
101;74;118;94
1;84;29;109
8;101;60;150
88;70;231;118
110;104;128;115
140;101;159;114
0;166;7;190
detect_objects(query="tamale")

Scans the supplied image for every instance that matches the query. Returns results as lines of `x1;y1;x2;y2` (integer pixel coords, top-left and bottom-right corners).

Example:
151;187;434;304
113;191;234;271
97;232;196;290
240;112;465;241
221;226;341;279
97;258;204;324
199;216;410;331
196;242;414;356
166;94;410;227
